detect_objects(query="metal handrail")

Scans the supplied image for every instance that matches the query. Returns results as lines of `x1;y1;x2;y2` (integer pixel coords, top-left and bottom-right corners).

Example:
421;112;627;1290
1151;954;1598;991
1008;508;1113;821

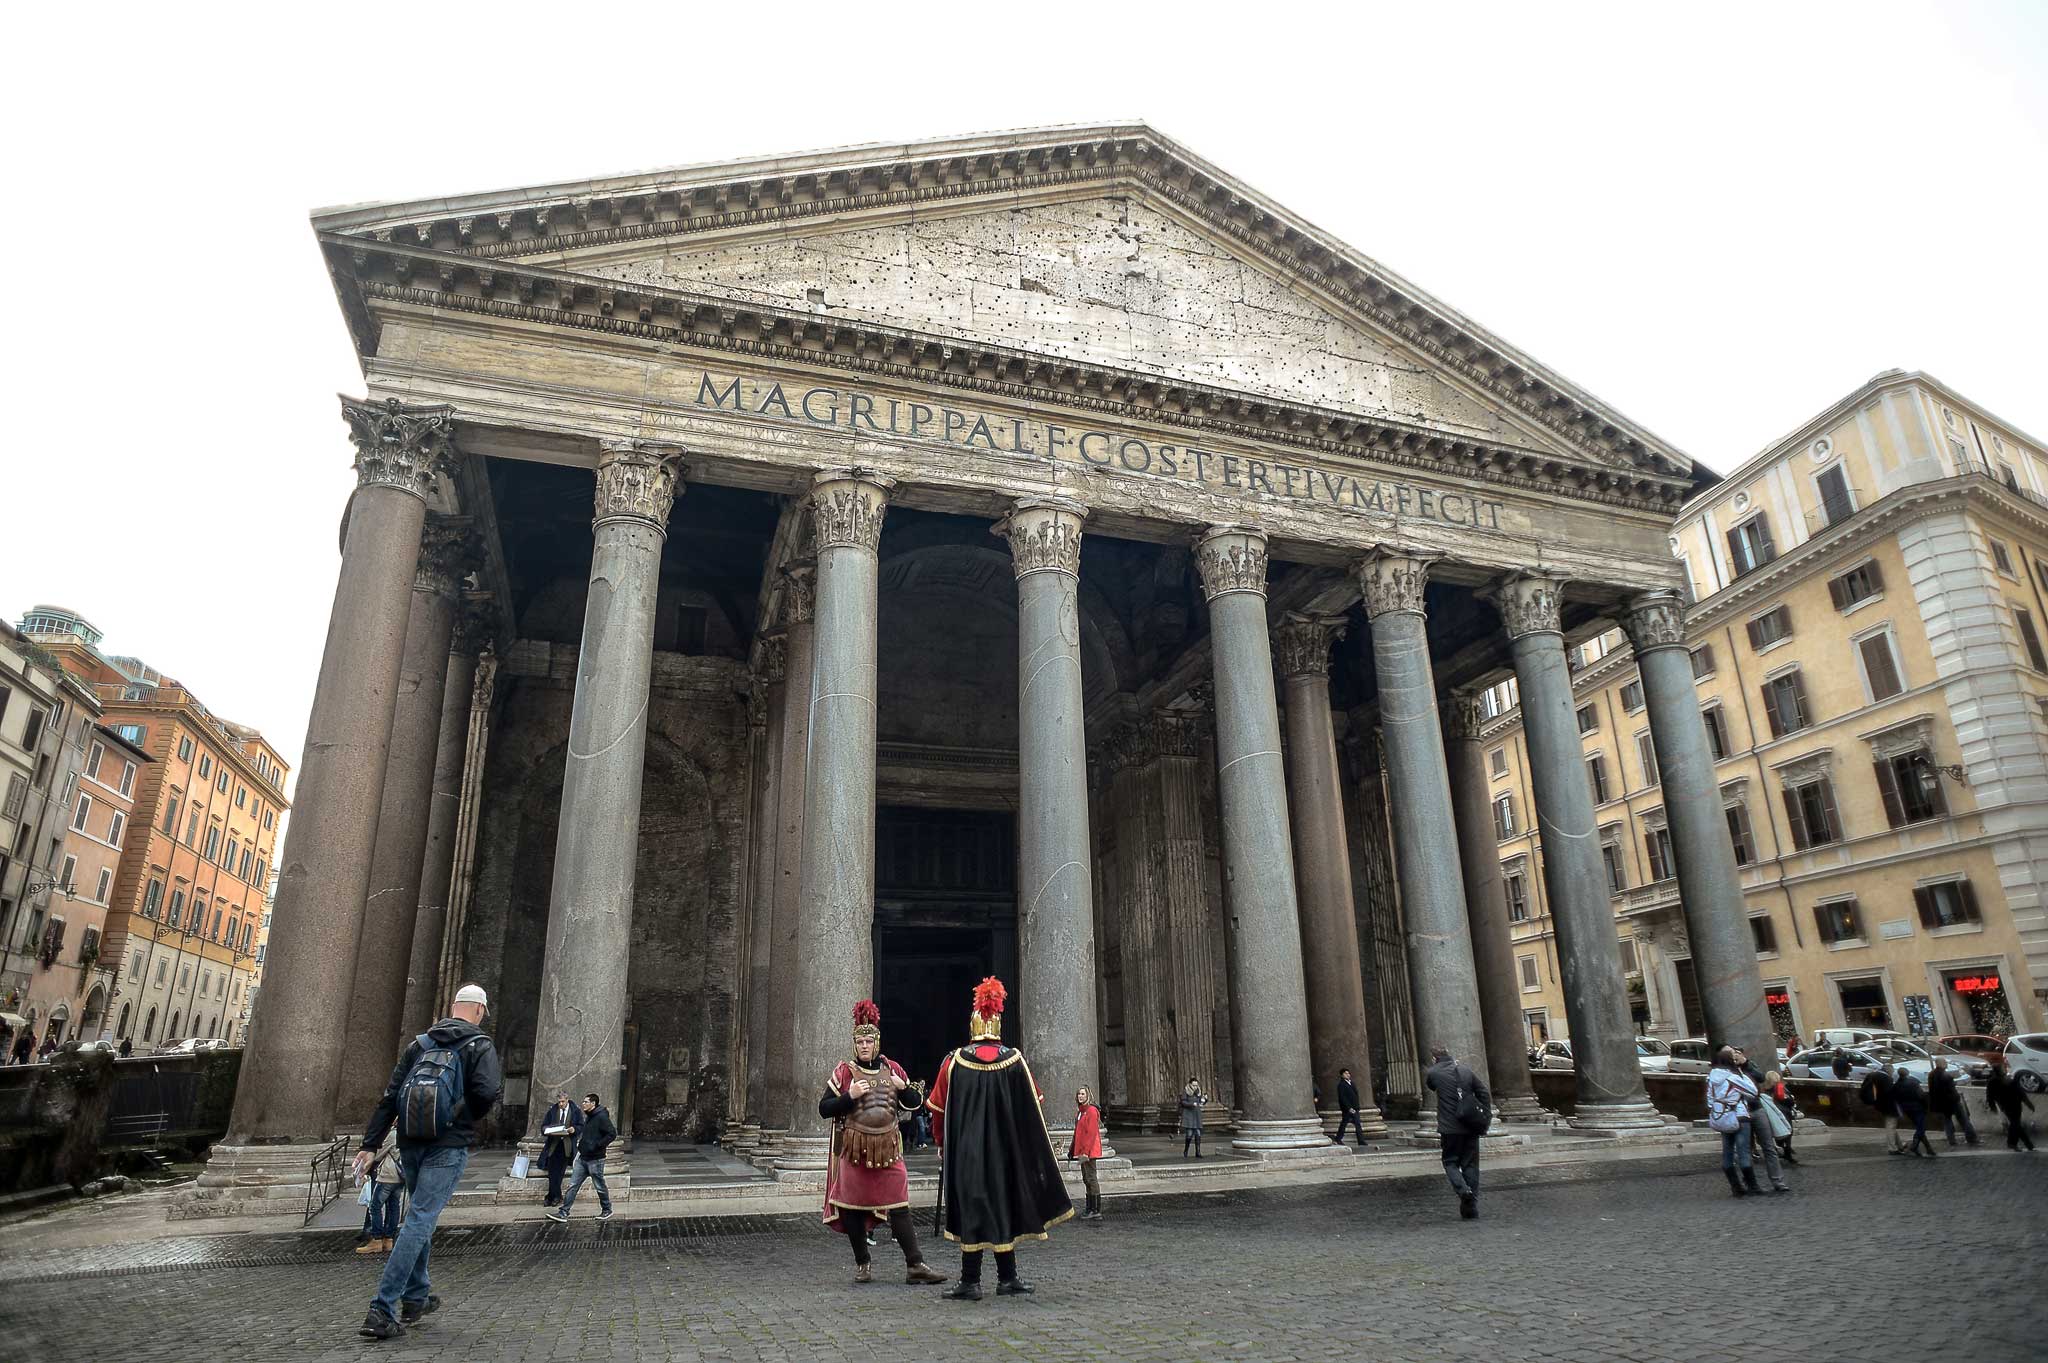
304;1135;353;1226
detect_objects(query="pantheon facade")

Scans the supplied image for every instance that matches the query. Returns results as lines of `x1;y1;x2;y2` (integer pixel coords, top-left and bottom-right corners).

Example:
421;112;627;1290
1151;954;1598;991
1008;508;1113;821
195;125;1774;1206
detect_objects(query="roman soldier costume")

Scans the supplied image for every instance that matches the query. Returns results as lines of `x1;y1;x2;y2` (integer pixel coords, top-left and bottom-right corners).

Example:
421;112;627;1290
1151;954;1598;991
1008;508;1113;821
926;977;1073;1300
818;1000;946;1285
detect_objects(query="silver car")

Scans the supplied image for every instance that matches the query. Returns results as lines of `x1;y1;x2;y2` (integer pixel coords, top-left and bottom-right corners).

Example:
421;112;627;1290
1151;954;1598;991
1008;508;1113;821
1666;1039;1715;1074
2004;1033;2048;1093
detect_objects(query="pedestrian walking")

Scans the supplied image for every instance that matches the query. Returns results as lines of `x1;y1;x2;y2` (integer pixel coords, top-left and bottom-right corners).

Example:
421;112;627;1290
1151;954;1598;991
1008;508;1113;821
1765;1070;1800;1165
352;982;503;1341
1707;1046;1763;1198
355;1126;404;1255
545;1093;618;1222
1858;1065;1903;1153
927;977;1072;1300
1984;1061;2035;1152
1069;1086;1103;1221
1333;1067;1367;1146
1179;1078;1207;1158
1927;1059;1978;1147
1733;1049;1789;1193
537;1092;582;1205
1831;1050;1853;1082
1893;1067;1937;1157
1422;1044;1492;1220
117;1037;132;1058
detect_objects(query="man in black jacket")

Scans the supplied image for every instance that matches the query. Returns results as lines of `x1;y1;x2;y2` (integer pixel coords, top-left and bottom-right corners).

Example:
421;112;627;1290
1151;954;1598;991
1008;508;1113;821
546;1093;618;1222
1423;1045;1492;1220
353;982;503;1340
1333;1068;1367;1146
1859;1065;1903;1154
1892;1067;1937;1157
1927;1059;1977;1147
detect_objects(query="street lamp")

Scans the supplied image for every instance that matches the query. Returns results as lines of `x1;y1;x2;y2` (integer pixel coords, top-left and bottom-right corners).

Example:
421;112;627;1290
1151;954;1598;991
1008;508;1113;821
1910;753;1968;795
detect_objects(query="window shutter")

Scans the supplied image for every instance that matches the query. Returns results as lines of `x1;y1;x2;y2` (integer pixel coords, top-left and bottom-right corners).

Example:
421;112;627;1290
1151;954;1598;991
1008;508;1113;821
1865;560;1884;593
1912;886;1937;929
1813;904;1837;944
1874;759;1906;828
1727;526;1748;573
1747;617;1765;649
1958;879;1980;923
1787;672;1810;728
1761;681;1784;737
1755;517;1776;561
1783;788;1809;850
1860;636;1902;698
1815;779;1842;842
1828;574;1849;610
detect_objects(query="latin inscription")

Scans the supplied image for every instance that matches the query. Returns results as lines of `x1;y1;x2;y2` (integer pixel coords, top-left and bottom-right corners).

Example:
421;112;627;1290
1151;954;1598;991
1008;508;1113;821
667;368;1507;530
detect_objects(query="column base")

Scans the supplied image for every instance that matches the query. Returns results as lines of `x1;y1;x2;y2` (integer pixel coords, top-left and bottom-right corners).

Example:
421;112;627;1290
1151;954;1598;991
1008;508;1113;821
1492;1092;1556;1124
772;1133;831;1179
749;1127;786;1170
176;1141;347;1220
1230;1117;1350;1157
1566;1099;1670;1135
730;1122;762;1159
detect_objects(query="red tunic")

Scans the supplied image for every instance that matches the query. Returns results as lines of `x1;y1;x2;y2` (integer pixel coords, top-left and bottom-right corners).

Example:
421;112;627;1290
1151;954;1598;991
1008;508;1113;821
821;1057;912;1228
1070;1103;1102;1159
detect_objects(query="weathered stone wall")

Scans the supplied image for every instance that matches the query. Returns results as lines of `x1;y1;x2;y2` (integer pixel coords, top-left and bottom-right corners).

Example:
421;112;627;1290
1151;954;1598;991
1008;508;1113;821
463;642;749;1142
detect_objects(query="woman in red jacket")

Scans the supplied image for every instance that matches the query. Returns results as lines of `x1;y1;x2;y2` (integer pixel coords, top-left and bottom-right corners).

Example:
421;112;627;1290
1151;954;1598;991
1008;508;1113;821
1069;1087;1104;1221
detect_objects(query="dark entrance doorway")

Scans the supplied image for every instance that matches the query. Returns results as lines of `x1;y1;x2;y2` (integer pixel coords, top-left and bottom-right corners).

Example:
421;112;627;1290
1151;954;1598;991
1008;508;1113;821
873;806;1018;1090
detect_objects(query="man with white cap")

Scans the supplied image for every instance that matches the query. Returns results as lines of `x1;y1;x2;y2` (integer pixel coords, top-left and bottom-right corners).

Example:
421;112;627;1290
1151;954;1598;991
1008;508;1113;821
352;982;503;1340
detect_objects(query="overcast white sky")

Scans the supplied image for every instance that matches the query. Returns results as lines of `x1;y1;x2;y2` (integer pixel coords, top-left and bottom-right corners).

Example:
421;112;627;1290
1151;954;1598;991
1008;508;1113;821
2;2;2042;797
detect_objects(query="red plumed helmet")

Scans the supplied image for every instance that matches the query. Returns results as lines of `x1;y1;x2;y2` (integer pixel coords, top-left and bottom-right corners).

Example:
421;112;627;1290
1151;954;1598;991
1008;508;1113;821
972;976;1007;1019
852;999;881;1027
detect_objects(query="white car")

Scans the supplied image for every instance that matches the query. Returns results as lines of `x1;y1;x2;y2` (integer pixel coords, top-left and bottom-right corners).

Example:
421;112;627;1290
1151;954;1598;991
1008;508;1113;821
154;1037;230;1056
1788;1038;1985;1086
1635;1038;1672;1073
1534;1039;1574;1070
1666;1039;1715;1075
2003;1033;2048;1093
1807;1027;1907;1049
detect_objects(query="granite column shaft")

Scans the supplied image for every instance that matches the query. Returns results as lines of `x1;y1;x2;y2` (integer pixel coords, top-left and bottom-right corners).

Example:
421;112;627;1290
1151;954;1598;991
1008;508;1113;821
400;631;483;1041
1156;715;1223;1123
736;638;786;1154
759;566;814;1158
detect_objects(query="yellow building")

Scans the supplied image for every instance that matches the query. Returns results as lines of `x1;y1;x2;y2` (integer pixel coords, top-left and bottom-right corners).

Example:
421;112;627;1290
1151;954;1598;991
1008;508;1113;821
1482;371;2048;1049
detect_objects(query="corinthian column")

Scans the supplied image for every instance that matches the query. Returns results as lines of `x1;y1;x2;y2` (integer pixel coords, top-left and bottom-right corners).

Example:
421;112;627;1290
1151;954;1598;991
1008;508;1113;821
996;497;1099;1140
1491;574;1660;1129
202;398;451;1206
525;441;684;1142
1193;525;1326;1153
1358;555;1488;1087
1273;613;1386;1139
334;519;472;1127
1442;688;1550;1122
779;470;893;1174
401;605;491;1041
1620;590;1775;1064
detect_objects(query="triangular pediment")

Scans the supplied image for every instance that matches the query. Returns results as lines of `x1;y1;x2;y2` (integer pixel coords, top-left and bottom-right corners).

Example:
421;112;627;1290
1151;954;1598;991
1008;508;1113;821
316;124;1700;492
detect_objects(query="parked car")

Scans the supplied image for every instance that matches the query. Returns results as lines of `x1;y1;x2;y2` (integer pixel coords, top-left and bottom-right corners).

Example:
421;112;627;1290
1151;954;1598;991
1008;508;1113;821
1808;1027;1907;1049
1786;1045;1884;1084
1635;1038;1672;1073
1534;1039;1574;1070
2003;1033;2048;1093
1666;1039;1715;1074
154;1037;229;1056
1788;1039;1986;1085
1936;1033;2008;1066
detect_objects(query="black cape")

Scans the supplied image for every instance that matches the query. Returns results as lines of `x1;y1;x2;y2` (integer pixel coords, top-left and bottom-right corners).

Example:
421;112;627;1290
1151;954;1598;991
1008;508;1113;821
939;1044;1073;1251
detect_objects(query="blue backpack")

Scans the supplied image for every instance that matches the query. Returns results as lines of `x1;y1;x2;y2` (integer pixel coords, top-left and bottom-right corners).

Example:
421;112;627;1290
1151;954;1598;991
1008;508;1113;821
397;1032;476;1142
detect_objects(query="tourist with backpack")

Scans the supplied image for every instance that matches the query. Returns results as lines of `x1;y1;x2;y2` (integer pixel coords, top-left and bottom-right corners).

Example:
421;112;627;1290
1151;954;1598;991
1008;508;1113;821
352;983;503;1342
1422;1043;1493;1220
546;1092;618;1223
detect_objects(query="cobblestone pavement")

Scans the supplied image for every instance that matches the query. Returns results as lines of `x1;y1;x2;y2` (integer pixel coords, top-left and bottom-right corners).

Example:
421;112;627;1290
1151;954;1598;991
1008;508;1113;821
3;1145;2041;1362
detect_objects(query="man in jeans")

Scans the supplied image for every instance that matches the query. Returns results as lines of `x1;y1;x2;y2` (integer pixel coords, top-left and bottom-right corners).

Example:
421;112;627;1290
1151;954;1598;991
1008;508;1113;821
546;1092;618;1222
353;983;503;1341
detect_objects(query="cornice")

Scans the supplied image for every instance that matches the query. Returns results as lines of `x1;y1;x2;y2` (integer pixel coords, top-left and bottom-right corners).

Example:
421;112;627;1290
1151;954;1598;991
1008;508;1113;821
330;239;1690;517
314;126;1696;489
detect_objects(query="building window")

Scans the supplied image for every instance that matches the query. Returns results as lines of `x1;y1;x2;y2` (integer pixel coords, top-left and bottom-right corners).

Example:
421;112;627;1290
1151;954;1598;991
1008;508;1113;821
1644;826;1675;882
154;958;168;986
1601;841;1627;894
166;889;184;929
254;858;267;887
118;761;136;797
202;826;219;860
1689;644;1715;680
1618;938;1640;974
1635;731;1659;786
1856;630;1905;702
1750;914;1778;955
1814;899;1863;944
1619;679;1645;713
1760;671;1811;738
1727;515;1777;577
216;769;230;795
1816;464;1855;528
1874;749;1947;827
1701;705;1729;761
58;854;77;891
1783;777;1842;850
1518;956;1540;991
85;740;104;781
1913;879;1981;930
224;838;238;871
142;877;163;919
1488;747;1508;778
114;723;145;745
162;795;180;836
263;810;275;831
2015;607;2048;672
235;786;245;809
71;793;92;831
1586;754;1609;805
1746;605;1794;649
95;867;112;902
197;754;211;781
1492;793;1516;840
1990;539;2015;576
1576;704;1599;735
20;704;47;751
129;951;143;981
1505;873;1529;923
108;811;125;848
1828;561;1884;610
1725;801;1757;866
178;735;193;763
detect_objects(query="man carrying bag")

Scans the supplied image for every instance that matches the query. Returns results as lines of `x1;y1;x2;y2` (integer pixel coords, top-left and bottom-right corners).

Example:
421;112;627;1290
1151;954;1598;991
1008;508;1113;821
1423;1044;1493;1220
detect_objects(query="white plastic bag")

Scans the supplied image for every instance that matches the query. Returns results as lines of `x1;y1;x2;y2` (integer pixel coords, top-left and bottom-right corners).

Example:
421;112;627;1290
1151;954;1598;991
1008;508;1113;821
510;1152;531;1180
357;1178;374;1207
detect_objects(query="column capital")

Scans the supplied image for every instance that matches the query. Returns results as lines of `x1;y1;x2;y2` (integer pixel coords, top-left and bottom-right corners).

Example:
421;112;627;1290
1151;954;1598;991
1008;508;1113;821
451;598;497;656
809;468;895;555
341;396;456;501
1150;709;1206;759
1618;590;1688;655
757;631;788;684
994;497;1087;578
1443;687;1487;741
1487;572;1564;640
1105;719;1157;773
780;562;816;625
1273;612;1346;679
413;517;475;599
594;440;685;532
1193;524;1268;600
1356;552;1434;619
